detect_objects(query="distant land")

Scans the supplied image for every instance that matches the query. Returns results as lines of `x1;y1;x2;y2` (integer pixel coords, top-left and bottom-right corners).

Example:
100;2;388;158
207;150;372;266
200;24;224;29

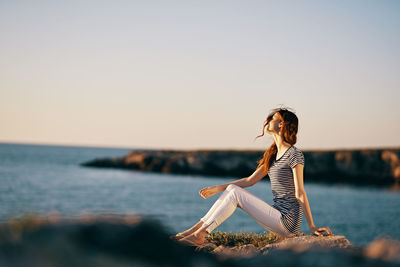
81;147;400;188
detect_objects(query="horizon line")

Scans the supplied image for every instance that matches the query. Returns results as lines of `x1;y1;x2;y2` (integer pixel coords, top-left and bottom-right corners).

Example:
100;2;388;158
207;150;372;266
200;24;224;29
1;140;399;152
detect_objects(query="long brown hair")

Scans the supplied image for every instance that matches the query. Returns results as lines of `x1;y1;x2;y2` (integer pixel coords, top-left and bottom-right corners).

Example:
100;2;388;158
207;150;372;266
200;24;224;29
254;106;300;174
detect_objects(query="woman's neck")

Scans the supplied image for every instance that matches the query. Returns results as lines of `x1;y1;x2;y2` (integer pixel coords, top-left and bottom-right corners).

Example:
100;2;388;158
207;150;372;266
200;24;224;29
272;135;291;152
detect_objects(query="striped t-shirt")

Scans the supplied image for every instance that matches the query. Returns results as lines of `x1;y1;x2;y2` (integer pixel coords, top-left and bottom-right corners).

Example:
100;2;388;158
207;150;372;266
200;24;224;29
267;145;305;234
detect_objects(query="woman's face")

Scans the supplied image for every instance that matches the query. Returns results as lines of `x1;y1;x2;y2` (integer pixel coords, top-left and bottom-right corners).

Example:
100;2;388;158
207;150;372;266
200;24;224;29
266;112;282;135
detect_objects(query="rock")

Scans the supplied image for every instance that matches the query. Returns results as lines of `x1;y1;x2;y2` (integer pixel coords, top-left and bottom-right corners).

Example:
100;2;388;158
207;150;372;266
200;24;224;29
80;147;400;187
0;213;233;267
260;233;352;254
0;213;398;267
211;244;259;259
364;236;400;263
204;233;353;259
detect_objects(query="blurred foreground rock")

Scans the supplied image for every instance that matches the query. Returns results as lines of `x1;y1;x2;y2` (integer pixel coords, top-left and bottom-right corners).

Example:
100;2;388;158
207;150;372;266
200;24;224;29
0;213;399;266
81;147;400;187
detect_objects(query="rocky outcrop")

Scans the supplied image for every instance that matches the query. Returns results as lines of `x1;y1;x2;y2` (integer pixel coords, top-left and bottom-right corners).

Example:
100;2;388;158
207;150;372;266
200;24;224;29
364;235;400;263
1;213;399;267
81;147;400;187
200;233;353;259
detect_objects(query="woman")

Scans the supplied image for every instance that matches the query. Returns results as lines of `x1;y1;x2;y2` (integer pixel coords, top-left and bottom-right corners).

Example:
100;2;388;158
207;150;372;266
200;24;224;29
171;107;332;246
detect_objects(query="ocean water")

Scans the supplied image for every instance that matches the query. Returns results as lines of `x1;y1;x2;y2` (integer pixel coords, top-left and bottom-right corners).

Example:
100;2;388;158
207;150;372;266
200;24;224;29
0;142;399;247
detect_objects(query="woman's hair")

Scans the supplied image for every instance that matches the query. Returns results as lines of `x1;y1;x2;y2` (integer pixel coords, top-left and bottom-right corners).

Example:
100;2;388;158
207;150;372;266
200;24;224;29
254;105;300;174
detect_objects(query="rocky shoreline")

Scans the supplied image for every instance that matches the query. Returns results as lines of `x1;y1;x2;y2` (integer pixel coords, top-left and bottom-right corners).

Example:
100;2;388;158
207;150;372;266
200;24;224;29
81;147;400;187
0;213;399;266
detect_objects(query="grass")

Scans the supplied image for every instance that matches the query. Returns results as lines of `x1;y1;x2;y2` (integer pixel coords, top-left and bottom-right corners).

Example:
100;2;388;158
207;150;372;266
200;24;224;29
205;230;307;248
206;230;282;248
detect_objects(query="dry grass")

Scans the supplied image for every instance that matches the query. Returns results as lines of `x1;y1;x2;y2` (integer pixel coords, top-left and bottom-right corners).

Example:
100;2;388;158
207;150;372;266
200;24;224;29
205;230;307;247
206;230;280;247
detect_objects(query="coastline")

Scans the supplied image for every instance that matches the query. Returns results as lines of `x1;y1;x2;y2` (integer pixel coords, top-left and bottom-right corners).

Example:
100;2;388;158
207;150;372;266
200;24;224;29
81;147;400;188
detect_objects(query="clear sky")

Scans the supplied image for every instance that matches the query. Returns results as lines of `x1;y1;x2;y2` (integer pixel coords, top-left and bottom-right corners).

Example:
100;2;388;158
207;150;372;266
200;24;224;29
1;0;399;150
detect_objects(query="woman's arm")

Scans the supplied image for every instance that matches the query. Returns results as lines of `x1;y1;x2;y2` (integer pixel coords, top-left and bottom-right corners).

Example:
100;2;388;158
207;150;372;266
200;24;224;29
219;165;268;190
199;165;268;199
293;164;332;236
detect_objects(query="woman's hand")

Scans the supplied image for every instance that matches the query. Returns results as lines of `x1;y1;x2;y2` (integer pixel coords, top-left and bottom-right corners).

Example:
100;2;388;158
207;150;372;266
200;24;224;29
199;185;222;199
310;225;333;236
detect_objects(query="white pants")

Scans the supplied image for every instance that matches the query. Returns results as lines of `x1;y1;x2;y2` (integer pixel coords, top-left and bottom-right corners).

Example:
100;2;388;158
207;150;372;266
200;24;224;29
200;184;292;237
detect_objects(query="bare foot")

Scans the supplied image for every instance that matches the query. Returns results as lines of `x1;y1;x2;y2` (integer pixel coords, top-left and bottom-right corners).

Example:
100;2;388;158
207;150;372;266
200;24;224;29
171;221;204;240
178;228;208;246
169;233;185;240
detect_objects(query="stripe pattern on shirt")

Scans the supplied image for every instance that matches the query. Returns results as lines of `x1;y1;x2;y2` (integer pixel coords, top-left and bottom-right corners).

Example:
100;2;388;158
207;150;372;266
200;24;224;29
267;145;305;234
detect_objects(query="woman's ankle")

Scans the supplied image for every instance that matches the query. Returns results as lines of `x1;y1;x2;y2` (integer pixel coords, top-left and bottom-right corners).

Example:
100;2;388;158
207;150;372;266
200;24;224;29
179;221;204;235
194;226;209;237
191;221;204;230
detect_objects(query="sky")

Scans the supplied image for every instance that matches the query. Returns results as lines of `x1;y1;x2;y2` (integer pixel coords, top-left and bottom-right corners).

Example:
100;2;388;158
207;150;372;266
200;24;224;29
1;0;399;151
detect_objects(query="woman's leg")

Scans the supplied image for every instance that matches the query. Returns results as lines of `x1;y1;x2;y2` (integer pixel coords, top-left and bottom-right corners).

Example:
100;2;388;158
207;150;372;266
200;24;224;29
199;187;233;224
201;184;291;237
179;184;291;245
172;187;233;239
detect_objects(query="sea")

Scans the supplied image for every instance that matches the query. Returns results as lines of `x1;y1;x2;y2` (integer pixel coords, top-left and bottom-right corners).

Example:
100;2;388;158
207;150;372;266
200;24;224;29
1;142;399;247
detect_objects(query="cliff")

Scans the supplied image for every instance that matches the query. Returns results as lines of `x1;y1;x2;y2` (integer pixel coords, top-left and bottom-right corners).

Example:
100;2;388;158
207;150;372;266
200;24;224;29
81;147;400;187
0;213;399;266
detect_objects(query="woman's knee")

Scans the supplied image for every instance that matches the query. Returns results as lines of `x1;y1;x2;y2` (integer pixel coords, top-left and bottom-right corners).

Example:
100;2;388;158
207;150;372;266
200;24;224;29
226;184;240;191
